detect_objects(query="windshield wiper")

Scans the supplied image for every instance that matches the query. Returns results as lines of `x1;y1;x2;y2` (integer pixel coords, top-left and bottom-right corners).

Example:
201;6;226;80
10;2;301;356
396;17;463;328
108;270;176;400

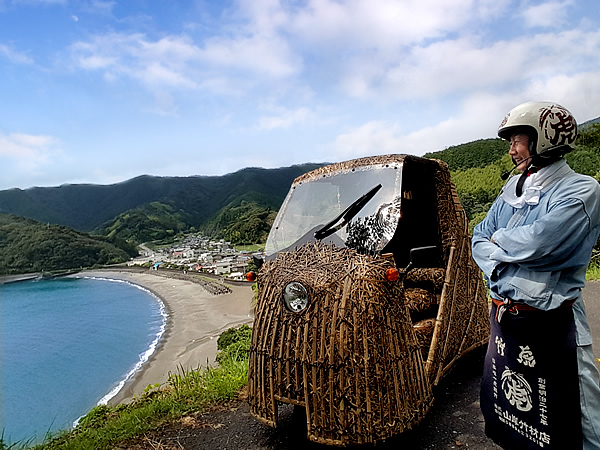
314;184;382;241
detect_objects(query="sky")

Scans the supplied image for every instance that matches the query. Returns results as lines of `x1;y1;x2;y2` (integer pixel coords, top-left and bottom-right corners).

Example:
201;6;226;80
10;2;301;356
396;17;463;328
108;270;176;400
1;0;599;191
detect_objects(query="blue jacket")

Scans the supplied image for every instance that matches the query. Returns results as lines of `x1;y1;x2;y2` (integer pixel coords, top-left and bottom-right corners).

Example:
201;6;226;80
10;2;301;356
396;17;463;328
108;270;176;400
472;159;600;346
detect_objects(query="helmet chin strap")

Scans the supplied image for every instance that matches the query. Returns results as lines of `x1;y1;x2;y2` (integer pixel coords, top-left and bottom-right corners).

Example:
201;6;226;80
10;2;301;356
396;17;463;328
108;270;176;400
514;148;565;197
515;163;534;197
514;135;537;196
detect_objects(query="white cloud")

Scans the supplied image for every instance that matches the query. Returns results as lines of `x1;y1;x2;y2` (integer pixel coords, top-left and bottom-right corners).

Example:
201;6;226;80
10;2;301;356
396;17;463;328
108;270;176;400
139;61;198;89
63;0;514;103
473;0;513;19
524;71;600;123
258;107;311;130
337;28;600;100
199;33;300;79
0;43;33;64
84;0;116;16
219;0;599;106
288;0;477;49
70;34;201;89
229;0;291;35
68;27;301;100
333;121;405;159
520;0;573;28
0;132;62;170
332;92;509;160
64;0;599;119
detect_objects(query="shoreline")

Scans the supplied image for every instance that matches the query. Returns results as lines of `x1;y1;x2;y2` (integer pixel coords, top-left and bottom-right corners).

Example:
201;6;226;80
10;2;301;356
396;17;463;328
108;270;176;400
73;269;255;405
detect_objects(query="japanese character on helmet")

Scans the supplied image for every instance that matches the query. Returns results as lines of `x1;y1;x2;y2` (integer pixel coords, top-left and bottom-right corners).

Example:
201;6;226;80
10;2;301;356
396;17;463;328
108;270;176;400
498;101;578;157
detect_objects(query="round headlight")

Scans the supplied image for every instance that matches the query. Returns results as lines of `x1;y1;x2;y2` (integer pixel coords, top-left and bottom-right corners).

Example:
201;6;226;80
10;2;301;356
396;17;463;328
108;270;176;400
283;281;309;313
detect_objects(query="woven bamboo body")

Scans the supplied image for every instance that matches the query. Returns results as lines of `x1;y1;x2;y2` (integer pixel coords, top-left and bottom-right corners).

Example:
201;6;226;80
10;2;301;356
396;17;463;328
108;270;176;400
424;161;490;385
248;244;433;445
248;155;490;446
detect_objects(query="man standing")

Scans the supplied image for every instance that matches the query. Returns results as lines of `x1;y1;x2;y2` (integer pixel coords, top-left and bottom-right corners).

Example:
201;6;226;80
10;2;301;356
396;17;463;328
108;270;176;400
472;101;600;449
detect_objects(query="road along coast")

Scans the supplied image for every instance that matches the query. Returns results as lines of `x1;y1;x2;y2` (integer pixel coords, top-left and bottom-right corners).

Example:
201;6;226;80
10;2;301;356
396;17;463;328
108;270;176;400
72;269;255;405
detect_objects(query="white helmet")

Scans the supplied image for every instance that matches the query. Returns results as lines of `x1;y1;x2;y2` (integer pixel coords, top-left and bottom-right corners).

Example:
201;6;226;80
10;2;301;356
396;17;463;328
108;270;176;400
498;101;577;156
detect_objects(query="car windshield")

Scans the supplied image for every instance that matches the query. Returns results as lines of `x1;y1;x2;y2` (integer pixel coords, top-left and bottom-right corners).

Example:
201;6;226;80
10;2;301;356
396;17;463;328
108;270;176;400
265;163;403;257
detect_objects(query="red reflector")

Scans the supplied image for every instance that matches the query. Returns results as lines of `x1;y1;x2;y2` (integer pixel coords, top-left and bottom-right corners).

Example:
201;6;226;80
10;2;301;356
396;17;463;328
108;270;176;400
246;271;257;282
385;267;400;282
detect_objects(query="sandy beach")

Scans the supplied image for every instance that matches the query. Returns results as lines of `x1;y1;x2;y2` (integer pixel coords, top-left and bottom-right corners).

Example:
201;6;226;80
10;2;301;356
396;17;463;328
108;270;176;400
74;269;255;405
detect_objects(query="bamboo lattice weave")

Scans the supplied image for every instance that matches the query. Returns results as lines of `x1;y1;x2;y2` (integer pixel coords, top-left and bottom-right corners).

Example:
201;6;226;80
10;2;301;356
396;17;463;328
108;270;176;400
423;162;490;384
248;243;434;445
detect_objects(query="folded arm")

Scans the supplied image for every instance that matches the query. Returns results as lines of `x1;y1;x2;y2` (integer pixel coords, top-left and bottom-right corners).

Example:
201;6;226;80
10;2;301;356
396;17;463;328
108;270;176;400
490;197;593;271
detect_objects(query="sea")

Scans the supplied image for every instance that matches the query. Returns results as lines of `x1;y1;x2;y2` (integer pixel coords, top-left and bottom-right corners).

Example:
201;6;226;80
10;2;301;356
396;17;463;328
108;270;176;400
0;276;167;445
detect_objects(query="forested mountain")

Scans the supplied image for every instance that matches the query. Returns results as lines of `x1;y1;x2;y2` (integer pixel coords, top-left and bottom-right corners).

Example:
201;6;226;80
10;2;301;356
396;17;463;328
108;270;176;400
423;138;508;171
0;214;132;275
0;164;324;243
202;199;277;245
94;202;192;245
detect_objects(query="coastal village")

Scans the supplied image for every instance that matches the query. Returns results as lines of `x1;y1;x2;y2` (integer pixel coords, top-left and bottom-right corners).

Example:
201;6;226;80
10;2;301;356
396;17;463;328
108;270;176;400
128;234;258;281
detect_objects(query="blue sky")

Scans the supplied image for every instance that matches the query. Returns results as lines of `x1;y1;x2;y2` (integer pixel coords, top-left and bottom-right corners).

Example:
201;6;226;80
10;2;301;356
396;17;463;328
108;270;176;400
1;0;599;190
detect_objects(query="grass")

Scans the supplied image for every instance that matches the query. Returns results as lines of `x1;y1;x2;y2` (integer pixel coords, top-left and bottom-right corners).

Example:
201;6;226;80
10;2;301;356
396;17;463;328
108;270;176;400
0;326;250;450
40;361;248;450
0;430;33;450
233;243;264;252
587;257;600;281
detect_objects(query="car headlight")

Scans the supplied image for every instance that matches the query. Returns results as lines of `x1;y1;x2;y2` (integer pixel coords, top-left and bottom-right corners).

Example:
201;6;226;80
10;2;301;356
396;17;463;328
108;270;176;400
283;281;309;313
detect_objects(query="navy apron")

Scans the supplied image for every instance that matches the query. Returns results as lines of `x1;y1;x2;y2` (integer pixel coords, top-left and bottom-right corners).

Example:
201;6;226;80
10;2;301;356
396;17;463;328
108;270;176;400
481;302;582;449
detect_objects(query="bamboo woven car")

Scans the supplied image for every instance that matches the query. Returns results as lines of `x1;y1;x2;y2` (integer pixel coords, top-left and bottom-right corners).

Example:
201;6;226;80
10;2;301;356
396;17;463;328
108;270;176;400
247;154;490;446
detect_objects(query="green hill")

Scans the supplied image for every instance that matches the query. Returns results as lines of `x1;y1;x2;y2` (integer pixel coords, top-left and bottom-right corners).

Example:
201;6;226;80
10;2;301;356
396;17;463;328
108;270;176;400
202;199;277;245
424;138;508;171
0;214;132;275
94;201;192;245
0;164;324;246
0;164;324;233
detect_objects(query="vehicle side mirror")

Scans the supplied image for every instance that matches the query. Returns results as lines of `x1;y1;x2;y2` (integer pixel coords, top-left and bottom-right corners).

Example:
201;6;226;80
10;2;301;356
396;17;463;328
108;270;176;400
409;246;439;269
403;246;439;275
252;253;264;270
